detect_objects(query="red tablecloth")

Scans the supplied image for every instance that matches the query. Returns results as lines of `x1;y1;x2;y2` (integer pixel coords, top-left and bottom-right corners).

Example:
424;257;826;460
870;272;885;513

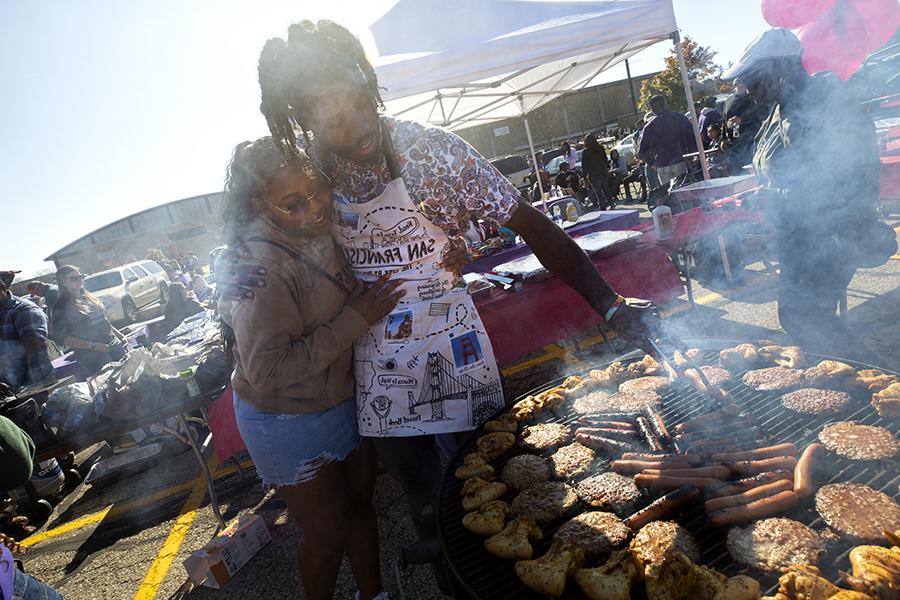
474;242;682;365
881;155;900;201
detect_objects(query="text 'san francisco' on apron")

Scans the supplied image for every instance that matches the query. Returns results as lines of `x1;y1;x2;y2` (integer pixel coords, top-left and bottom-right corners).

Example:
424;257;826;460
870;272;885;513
333;173;504;438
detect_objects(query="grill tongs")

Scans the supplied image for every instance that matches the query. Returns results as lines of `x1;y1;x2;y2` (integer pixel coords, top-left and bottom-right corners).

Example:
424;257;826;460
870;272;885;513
644;337;731;404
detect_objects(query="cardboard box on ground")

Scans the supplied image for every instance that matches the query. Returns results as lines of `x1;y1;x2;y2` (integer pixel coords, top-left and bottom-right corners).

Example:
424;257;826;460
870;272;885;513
183;514;271;589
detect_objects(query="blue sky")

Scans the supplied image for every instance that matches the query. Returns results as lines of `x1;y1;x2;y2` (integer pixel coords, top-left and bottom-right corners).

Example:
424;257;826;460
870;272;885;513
1;0;767;277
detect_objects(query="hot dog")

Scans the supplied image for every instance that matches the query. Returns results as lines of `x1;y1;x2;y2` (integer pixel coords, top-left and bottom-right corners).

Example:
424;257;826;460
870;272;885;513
621;452;704;465
611;459;694;474
575;432;635;454
708;490;800;526
710;443;799;463
642;406;672;447
624;486;699;530
703;479;794;512
634;473;724;492
579;420;636;431
706;470;793;498
635;416;664;452
575;426;636;442
793;443;823;497
641;465;732;479
726;455;798;477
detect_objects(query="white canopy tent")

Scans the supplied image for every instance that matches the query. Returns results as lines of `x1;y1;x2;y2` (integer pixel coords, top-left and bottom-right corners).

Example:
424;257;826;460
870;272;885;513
368;0;709;189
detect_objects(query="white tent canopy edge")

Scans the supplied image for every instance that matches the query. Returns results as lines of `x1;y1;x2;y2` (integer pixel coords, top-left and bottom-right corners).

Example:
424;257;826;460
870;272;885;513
369;0;710;185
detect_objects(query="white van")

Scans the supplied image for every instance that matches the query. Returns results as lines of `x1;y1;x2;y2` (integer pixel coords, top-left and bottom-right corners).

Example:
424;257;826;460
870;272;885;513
83;260;170;323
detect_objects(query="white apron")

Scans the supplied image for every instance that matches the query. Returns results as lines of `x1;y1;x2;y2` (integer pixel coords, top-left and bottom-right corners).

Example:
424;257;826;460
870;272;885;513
333;173;504;437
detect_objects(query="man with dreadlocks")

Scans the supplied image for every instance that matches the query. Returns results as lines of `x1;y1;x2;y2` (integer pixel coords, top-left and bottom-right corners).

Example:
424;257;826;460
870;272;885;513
219;19;660;592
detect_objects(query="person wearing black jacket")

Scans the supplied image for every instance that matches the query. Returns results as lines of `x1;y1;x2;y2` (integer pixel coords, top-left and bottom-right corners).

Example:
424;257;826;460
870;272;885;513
581;134;611;209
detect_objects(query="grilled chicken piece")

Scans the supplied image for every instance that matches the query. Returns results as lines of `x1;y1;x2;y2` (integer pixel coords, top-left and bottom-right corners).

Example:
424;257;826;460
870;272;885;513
855;370;898;394
872;382;900;419
719;575;762;600
625;354;662;377
644;550;722;600
454;453;493;480
476;432;515;460
842;542;900;599
462;500;513;536
764;565;875;600
484;516;542;560
510;396;540;421
461;477;507;511
803;360;857;388
720;343;759;371
515;539;585;598
484;412;518;433
574;549;639;600
589;361;629;387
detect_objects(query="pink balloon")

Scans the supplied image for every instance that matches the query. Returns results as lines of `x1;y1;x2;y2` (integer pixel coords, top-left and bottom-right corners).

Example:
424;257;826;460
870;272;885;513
799;0;870;79
762;0;838;28
850;0;900;52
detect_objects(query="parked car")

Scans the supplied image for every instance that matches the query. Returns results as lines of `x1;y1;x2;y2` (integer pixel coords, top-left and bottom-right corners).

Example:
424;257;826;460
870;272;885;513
612;131;639;167
546;149;583;175
83;260;170;323
489;155;532;193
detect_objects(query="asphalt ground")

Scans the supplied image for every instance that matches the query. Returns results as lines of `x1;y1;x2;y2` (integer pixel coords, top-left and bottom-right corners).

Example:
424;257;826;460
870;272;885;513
13;200;900;600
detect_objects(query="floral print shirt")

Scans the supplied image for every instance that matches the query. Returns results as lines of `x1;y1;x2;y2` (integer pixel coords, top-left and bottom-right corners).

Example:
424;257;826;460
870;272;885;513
306;116;521;236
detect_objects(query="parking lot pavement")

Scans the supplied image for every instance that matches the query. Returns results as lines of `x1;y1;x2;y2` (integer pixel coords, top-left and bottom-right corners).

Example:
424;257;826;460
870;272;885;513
15;220;900;600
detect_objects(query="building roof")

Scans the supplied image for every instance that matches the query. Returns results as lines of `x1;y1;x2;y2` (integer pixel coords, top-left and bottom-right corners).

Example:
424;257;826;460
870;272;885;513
44;192;222;261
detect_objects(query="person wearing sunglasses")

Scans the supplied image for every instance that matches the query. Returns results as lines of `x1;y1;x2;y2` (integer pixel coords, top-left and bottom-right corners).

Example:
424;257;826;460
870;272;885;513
49;265;127;375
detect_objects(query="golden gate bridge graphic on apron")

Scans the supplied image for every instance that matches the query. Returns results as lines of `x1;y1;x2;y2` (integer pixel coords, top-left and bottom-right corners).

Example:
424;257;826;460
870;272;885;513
335;175;505;437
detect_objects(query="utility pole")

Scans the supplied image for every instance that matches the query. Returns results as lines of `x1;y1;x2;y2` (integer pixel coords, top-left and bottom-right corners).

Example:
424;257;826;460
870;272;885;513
625;58;638;118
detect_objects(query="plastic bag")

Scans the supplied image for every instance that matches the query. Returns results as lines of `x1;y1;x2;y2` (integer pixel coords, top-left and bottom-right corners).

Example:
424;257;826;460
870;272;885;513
44;382;95;434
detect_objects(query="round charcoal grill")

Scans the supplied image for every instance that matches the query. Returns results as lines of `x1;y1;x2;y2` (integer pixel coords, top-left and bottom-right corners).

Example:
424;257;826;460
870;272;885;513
437;339;900;599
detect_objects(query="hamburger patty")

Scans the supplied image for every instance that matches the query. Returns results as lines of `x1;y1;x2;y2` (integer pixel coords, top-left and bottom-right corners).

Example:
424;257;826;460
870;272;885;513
699;365;732;387
780;388;852;415
519;423;571;452
554;511;631;557
572;390;661;415
549;443;595;479
816;483;900;543
741;367;803;391
575;472;642;514
726;517;824;573
618;376;670;395
630;521;700;569
511;481;578;523
501;454;550;491
818;421;899;460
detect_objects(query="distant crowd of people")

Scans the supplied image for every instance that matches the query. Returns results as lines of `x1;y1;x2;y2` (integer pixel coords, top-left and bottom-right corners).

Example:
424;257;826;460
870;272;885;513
1;251;214;393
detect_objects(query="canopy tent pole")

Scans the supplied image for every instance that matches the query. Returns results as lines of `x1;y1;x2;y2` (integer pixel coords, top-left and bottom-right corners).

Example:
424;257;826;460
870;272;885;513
520;96;546;212
672;30;711;181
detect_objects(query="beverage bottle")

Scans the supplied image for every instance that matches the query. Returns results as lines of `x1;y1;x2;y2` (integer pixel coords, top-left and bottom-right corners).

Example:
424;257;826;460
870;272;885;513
652;205;674;240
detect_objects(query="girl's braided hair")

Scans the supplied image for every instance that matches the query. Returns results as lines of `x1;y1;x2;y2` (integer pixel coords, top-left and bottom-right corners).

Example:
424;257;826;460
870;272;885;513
257;19;384;163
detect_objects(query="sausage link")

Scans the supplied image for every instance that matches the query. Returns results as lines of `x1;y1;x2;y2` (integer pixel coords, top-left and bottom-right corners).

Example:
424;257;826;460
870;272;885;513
625;486;699;530
634;473;725;491
708;490;800;526
611;459;694;474
620;453;704;465
575;427;636;442
642;406;672;447
636;416;664;452
726;456;799;477
703;479;794;512
575;432;634;454
793;443;823;497
710;443;799;463
641;465;731;479
706;470;793;498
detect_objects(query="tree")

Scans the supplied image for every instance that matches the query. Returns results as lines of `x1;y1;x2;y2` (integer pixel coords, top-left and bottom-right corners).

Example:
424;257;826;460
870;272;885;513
639;36;725;114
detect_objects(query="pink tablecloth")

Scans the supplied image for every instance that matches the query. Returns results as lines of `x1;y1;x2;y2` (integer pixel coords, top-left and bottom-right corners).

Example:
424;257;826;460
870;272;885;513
881;155;900;201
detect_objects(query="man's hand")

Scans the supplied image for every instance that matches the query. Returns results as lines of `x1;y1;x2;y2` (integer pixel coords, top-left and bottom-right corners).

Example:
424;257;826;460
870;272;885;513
606;297;661;350
440;236;469;276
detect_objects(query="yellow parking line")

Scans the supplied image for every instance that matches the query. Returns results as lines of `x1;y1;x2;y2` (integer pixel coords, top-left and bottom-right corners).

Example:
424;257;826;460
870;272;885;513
22;458;254;548
132;480;207;600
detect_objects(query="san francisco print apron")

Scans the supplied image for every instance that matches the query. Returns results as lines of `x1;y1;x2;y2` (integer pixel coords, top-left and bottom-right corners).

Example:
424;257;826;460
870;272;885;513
333;177;504;437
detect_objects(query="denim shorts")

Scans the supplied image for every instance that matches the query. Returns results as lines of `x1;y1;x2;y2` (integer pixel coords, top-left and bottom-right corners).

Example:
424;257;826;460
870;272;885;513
233;393;361;488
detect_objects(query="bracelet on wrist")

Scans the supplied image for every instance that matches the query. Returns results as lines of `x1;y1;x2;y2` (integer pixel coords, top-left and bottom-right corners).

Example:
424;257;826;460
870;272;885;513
604;295;626;322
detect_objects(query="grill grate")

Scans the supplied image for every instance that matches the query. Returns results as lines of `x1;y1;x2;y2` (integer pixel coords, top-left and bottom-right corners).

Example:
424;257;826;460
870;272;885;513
437;343;900;599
